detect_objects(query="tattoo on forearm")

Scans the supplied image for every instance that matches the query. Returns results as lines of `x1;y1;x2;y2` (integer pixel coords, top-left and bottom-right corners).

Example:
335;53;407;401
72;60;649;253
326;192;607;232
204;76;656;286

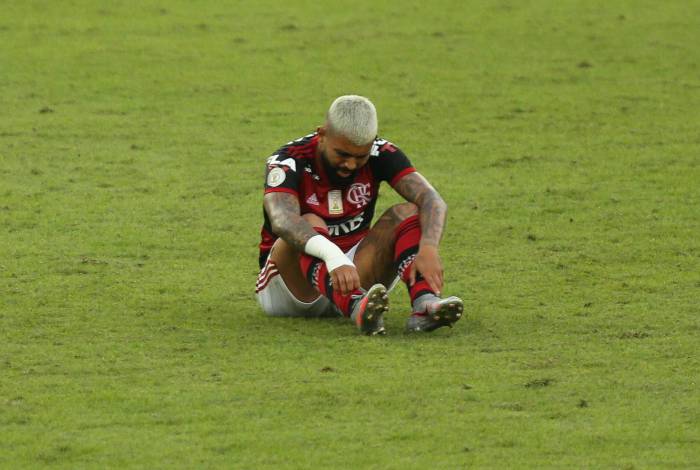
395;173;447;247
264;193;318;251
418;193;447;246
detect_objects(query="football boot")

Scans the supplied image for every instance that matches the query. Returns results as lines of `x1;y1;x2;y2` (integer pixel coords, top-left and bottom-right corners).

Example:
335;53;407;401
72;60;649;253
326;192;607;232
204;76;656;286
406;295;464;332
350;284;389;335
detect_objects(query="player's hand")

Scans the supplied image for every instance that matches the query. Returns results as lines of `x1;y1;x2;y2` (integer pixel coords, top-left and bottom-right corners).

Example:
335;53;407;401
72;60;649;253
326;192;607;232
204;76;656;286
410;245;444;296
330;265;361;295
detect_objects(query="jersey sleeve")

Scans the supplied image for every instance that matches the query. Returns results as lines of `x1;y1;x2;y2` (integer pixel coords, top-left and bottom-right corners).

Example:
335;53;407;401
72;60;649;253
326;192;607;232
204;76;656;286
370;139;416;186
263;151;301;196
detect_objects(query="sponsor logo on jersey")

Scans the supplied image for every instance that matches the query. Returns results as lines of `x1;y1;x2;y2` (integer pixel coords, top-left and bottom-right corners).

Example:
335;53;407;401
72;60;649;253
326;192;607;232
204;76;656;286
328;190;343;215
267;167;286;187
306;193;320;206
327;213;365;236
347;182;371;208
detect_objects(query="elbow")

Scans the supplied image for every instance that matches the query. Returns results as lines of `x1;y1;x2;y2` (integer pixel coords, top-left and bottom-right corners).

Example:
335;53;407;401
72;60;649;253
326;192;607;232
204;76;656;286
270;219;287;238
437;194;447;212
425;190;447;213
438;198;448;219
267;214;286;237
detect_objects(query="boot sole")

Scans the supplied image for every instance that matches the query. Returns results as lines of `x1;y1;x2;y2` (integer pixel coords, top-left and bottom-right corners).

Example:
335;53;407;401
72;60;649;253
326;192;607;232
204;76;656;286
430;296;464;328
407;297;464;332
356;284;389;335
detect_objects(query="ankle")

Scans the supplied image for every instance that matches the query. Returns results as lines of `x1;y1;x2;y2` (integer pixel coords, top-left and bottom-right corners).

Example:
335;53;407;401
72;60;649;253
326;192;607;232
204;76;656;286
412;293;440;313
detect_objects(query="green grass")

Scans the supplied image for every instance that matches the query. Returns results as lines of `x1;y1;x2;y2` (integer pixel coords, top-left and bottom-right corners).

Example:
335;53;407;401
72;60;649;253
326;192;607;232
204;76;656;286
1;0;699;468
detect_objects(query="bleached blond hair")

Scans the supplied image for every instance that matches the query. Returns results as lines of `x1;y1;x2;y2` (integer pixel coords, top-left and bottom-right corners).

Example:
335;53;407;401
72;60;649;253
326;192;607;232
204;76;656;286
326;95;378;146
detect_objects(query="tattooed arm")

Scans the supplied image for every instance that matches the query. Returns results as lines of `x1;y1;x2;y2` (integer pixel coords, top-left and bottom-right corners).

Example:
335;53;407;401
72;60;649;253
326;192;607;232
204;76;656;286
393;172;447;247
393;172;448;294
263;192;319;251
263;191;360;294
263;192;318;252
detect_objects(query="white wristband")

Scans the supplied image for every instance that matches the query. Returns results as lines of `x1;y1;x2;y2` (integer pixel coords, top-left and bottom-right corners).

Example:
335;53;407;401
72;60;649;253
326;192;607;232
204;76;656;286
304;235;355;273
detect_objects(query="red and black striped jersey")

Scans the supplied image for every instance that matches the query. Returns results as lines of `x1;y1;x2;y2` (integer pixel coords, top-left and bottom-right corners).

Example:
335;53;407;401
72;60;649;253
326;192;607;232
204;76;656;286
259;132;415;267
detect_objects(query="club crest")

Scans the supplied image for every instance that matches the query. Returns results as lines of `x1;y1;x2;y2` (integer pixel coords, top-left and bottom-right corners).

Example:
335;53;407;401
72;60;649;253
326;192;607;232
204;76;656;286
347;183;371;208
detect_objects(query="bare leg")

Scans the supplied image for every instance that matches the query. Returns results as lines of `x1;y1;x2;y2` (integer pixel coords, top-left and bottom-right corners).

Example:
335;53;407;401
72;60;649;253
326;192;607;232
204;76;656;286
354;202;419;289
268;213;327;303
270;203;417;301
354;202;464;331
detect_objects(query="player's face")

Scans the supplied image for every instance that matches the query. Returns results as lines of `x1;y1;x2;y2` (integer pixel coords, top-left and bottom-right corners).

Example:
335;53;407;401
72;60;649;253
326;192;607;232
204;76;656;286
318;127;372;185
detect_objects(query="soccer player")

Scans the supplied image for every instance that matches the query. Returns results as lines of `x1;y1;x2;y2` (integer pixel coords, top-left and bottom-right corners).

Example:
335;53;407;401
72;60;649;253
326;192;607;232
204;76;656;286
256;95;464;335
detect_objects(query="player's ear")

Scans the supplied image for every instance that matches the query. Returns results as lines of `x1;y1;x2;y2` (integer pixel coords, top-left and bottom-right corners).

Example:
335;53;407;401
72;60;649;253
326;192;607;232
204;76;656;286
317;126;328;146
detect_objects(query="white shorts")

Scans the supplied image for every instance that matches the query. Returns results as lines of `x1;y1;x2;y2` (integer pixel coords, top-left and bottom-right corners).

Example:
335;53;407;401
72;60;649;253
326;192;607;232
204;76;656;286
255;242;362;317
255;242;401;317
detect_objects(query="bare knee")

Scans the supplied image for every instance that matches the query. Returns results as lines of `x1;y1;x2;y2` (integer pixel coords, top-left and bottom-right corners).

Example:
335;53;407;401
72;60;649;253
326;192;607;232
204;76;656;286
387;202;419;222
374;202;418;228
302;213;328;229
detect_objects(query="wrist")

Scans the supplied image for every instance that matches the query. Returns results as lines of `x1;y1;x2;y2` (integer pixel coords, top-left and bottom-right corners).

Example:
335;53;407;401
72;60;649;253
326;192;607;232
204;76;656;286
418;241;439;253
304;235;354;272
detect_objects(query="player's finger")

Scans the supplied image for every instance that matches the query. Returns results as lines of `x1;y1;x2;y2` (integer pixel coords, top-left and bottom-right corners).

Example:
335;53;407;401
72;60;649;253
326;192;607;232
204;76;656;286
335;271;348;295
330;271;340;292
427;272;441;296
345;270;358;294
350;268;360;291
348;275;358;294
351;274;360;293
426;265;442;293
429;277;441;296
409;263;416;286
339;272;350;295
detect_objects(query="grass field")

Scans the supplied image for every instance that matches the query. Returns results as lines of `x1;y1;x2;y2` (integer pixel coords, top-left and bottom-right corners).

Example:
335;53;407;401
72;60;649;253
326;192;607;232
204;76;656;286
1;0;699;468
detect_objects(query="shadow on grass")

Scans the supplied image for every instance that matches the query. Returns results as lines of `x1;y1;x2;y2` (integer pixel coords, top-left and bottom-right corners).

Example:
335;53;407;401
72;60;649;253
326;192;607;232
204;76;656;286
246;312;485;341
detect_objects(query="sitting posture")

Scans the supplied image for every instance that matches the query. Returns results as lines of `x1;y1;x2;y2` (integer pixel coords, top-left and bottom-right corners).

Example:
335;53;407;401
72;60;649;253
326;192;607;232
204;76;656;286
255;95;463;334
